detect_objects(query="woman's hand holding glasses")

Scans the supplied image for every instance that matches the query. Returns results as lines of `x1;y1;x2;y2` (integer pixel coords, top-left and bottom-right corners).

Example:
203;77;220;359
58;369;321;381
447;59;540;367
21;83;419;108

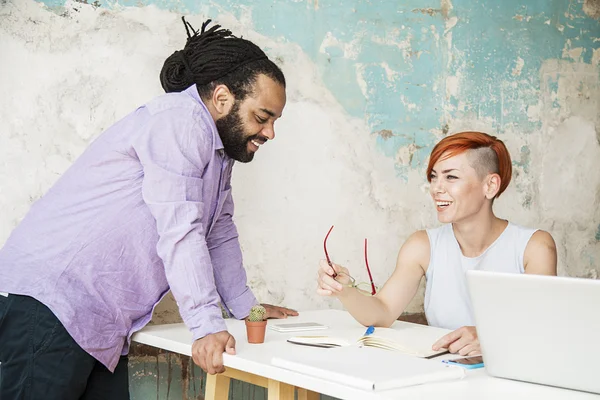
318;225;378;297
317;259;351;296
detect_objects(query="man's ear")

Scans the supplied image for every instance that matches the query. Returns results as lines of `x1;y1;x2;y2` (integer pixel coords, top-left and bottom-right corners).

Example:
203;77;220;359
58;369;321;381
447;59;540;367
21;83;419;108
212;85;234;116
484;173;501;199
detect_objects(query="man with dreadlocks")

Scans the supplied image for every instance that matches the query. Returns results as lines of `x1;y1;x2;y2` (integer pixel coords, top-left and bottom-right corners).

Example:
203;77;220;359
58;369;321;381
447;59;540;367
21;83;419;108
0;18;295;399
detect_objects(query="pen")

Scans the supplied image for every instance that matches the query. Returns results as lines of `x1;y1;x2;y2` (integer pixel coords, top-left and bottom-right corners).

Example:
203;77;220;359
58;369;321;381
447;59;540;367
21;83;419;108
364;325;374;336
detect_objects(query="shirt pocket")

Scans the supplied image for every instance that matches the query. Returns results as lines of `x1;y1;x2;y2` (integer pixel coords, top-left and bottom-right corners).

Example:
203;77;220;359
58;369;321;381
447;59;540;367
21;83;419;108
142;166;204;203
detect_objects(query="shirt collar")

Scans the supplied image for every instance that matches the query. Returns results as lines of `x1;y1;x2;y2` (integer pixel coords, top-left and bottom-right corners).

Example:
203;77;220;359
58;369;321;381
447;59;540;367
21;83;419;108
183;84;225;152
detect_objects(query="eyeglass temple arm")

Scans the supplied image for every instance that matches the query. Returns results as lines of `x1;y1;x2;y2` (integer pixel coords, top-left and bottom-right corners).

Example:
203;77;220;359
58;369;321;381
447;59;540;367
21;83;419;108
365;238;376;295
324;225;336;278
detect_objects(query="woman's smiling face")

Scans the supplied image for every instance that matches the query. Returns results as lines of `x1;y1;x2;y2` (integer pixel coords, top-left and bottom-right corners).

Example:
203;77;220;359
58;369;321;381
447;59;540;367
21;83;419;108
428;151;491;224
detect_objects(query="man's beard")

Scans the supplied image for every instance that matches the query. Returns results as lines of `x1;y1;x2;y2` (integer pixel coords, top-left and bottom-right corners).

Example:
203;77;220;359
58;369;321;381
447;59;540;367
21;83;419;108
216;102;256;163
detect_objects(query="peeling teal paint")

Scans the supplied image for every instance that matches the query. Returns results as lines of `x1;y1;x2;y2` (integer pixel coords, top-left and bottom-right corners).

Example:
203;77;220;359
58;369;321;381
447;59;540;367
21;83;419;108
447;1;595;133
513;145;531;174
596;224;600;241
36;0;63;7
37;0;600;178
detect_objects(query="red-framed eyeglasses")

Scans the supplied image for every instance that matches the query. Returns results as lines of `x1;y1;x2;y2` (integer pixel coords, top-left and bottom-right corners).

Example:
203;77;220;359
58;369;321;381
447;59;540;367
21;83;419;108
323;225;377;296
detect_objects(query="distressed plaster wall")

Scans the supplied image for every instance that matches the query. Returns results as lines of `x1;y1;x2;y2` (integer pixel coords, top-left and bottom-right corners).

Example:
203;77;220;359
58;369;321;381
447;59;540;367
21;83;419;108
1;0;599;398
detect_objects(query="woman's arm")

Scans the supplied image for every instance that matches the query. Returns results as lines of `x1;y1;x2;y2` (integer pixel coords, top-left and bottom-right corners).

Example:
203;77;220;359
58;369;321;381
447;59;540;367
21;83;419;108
524;230;557;276
317;230;429;327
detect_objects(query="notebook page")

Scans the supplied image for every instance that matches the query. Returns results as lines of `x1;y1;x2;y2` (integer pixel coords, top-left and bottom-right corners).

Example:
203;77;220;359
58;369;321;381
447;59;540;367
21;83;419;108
358;323;451;358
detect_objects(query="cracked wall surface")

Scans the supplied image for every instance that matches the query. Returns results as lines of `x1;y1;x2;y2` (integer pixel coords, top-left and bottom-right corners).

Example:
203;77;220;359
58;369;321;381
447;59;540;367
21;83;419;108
1;0;598;398
0;3;599;395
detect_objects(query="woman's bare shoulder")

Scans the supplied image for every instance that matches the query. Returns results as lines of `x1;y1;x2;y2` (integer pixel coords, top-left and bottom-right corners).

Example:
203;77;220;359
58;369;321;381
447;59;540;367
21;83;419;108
524;230;557;275
397;230;431;273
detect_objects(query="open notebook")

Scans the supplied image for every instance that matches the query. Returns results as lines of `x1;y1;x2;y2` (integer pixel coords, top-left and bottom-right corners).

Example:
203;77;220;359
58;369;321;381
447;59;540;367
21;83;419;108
286;322;451;358
272;346;465;391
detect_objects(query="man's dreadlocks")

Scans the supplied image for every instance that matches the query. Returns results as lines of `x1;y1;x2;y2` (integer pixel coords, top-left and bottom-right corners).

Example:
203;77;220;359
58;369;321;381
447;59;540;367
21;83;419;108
160;17;285;101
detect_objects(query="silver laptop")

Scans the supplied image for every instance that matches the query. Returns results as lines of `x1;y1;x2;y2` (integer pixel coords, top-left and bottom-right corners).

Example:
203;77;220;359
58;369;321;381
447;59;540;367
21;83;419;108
467;270;600;394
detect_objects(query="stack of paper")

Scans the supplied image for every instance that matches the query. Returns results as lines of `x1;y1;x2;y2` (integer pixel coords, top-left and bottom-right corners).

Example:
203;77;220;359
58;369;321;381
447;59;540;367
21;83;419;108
271;345;465;391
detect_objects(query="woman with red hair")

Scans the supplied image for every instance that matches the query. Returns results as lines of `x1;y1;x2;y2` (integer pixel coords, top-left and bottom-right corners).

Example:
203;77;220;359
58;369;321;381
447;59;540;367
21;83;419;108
317;131;557;356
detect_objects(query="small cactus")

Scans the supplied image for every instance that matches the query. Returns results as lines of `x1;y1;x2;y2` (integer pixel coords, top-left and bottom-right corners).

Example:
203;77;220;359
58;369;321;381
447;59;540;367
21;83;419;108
247;305;267;322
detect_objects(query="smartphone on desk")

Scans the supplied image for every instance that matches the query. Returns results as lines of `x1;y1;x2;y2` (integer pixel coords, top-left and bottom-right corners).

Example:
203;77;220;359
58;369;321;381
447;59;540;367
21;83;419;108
442;355;484;369
269;322;328;332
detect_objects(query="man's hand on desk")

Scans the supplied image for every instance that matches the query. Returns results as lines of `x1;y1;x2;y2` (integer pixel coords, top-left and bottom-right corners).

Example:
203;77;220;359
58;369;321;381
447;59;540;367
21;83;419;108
261;303;299;319
191;305;297;375
192;331;236;375
432;326;481;356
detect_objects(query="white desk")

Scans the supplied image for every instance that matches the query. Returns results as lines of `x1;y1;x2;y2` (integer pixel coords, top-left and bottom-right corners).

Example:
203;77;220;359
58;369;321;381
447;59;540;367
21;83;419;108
132;309;599;400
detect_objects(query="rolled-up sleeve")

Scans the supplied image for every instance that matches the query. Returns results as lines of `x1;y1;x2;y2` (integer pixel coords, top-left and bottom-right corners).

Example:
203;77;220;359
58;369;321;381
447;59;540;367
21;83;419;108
132;109;226;340
207;187;258;320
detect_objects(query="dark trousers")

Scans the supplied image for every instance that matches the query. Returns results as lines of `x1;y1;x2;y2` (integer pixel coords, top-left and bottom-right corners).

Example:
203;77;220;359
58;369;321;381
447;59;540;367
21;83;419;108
0;294;130;400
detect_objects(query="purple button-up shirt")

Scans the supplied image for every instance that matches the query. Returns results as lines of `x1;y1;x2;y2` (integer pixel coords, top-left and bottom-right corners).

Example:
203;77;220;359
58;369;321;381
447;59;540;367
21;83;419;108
0;85;258;372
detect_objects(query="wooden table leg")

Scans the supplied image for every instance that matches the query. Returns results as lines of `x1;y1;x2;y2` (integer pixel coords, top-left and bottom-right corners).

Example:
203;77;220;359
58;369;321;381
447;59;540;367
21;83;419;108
222;367;268;388
267;379;295;400
205;373;231;400
297;387;320;400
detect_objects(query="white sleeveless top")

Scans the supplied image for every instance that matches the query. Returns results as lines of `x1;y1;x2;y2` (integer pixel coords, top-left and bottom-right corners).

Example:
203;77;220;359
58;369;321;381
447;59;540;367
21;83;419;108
424;222;537;330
